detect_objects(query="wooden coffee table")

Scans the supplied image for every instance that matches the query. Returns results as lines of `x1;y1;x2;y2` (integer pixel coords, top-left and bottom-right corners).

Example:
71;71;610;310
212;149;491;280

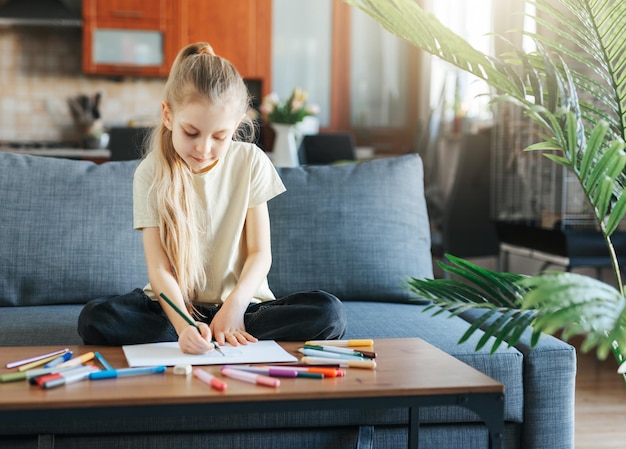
0;338;504;448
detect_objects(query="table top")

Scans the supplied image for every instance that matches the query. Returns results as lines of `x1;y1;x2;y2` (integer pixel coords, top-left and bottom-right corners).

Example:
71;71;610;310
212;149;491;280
0;338;503;412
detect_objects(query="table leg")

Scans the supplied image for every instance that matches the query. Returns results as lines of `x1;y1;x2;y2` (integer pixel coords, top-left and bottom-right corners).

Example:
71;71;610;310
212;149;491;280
408;404;420;448
459;393;505;449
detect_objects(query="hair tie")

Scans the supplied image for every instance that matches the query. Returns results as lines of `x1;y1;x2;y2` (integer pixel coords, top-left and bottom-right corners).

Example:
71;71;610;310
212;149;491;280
195;42;215;57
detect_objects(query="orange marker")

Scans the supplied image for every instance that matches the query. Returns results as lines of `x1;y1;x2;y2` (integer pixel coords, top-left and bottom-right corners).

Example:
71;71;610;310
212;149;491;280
262;365;345;378
56;351;95;368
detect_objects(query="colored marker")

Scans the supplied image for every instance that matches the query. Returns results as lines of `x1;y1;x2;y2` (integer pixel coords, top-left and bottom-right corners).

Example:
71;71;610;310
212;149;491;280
6;348;69;369
220;367;280;388
222;365;299;378
305;339;374;347
0;366;83;384
57;352;95;368
261;365;345;378
304;344;376;359
18;351;72;372
44;351;73;368
300;356;377;370
230;365;324;379
0;371;27;383
0;367;75;384
296;371;324;379
28;365;87;385
89;366;166;380
299;347;365;361
39;365;99;389
159;292;225;356
94;352;114;371
193;368;228;391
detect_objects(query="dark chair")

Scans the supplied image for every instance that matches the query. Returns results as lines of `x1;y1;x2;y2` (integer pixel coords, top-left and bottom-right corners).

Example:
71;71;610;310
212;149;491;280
107;127;151;161
299;133;356;165
432;129;500;266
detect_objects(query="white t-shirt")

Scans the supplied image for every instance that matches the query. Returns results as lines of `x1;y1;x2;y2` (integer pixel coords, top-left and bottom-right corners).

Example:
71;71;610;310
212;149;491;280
133;141;286;304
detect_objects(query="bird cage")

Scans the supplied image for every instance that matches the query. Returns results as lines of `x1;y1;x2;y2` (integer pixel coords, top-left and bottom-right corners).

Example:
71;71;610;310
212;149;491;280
491;101;598;230
491;102;626;267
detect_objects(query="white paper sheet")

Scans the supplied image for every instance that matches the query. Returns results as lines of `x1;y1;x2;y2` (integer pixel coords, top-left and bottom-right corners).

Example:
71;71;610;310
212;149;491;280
122;340;298;367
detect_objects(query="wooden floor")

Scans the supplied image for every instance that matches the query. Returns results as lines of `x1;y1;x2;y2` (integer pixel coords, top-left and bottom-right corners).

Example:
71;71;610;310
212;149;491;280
575;348;626;448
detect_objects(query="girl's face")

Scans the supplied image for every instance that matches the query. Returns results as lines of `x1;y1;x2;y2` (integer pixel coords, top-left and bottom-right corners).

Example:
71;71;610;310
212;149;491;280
162;98;242;172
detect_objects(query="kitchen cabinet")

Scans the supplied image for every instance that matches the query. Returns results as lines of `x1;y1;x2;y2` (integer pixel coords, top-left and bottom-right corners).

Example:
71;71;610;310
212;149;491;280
82;0;272;93
82;0;177;77
174;0;272;94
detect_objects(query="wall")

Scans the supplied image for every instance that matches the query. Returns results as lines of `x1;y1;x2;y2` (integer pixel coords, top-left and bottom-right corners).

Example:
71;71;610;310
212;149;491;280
0;26;164;142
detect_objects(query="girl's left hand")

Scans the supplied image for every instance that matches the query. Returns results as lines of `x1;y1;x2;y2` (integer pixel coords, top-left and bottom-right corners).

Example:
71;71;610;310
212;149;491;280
210;300;258;346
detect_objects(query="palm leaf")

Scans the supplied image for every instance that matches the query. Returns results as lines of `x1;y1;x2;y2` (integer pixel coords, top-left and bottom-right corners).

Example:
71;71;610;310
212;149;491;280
406;256;533;353
519;272;626;358
347;0;626;249
530;0;626;135
470;308;538;354
346;0;626;358
437;255;525;308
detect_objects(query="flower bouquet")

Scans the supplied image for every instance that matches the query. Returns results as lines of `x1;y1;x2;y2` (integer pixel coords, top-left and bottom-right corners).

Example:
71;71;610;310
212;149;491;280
260;87;319;125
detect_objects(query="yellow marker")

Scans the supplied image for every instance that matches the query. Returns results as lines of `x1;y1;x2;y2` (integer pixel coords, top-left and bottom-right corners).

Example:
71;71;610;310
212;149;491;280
300;356;377;370
18;350;69;372
305;339;374;347
56;352;95;368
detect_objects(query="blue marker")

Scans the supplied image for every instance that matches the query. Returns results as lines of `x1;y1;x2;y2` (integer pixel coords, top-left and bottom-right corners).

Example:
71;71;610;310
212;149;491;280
89;366;166;380
44;351;73;368
94;352;113;371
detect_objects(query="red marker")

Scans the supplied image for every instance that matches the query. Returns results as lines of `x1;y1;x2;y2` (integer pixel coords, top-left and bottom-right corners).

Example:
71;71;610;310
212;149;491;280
193;368;227;392
39;365;99;389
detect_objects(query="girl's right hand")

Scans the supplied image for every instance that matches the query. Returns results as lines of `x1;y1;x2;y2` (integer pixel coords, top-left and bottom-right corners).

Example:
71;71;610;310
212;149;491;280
178;322;215;354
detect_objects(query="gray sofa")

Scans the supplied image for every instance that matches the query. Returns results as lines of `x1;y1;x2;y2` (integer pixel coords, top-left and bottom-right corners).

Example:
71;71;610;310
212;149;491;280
0;151;575;449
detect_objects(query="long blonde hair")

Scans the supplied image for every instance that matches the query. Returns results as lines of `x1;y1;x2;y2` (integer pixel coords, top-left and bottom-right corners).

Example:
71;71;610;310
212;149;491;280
145;42;254;305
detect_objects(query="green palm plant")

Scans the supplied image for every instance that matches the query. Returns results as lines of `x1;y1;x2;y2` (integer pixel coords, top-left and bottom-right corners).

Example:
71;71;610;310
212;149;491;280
345;0;626;367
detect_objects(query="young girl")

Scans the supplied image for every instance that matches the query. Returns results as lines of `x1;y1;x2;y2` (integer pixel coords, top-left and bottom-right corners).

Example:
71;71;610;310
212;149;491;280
78;42;346;354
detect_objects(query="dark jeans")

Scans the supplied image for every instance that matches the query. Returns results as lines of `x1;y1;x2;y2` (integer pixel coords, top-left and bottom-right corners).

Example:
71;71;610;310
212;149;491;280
77;288;347;346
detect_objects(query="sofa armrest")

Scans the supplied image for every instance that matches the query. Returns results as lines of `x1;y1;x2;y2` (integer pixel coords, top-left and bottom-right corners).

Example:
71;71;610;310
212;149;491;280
509;329;576;449
459;309;576;449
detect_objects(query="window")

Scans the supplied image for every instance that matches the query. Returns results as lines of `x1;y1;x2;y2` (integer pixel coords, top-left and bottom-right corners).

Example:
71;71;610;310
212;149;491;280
428;0;494;126
272;0;419;154
271;0;332;126
350;7;411;128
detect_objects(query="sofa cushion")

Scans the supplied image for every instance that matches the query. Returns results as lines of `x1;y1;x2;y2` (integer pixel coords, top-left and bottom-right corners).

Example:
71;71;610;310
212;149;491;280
0;305;85;346
0;153;146;307
269;155;433;302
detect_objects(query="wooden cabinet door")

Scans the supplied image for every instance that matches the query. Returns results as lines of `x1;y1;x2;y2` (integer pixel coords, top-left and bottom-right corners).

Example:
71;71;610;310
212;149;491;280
82;0;176;77
82;0;271;84
175;0;272;94
90;0;163;25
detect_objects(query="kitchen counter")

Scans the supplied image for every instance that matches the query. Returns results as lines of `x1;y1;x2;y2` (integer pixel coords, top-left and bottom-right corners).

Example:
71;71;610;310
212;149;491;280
0;147;111;159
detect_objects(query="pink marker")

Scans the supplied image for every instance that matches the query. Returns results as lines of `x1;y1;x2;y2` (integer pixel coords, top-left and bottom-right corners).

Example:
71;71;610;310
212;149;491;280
222;365;298;378
220;367;280;388
193;368;227;392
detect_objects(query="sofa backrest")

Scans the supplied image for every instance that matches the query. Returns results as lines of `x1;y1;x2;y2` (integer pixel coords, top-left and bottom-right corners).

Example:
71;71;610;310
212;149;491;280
269;154;432;302
0;152;432;307
0;153;145;307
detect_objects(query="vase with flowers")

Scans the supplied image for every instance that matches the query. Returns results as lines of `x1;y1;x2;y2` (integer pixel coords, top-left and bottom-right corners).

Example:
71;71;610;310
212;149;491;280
261;87;319;167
